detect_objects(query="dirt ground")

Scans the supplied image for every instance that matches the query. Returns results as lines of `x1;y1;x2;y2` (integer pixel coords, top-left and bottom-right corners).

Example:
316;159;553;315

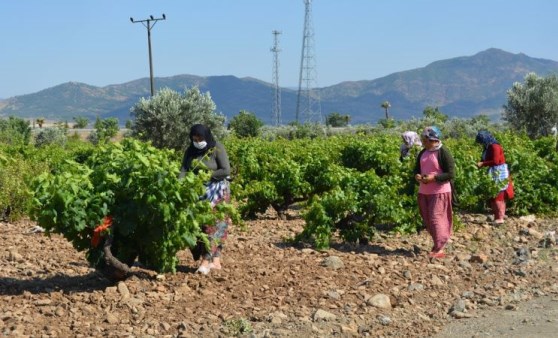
434;294;558;338
1;212;557;337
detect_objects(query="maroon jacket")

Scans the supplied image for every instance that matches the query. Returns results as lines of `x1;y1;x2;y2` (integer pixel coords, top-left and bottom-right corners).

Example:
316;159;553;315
479;144;514;200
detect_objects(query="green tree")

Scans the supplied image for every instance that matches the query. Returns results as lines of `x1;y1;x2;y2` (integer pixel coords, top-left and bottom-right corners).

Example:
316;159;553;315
378;118;396;129
325;112;350;127
131;87;226;150
470;114;491;125
88;117;119;144
73;116;89;129
381;101;391;119
36;118;45;128
423;106;448;123
228;110;264;137
503;72;558;138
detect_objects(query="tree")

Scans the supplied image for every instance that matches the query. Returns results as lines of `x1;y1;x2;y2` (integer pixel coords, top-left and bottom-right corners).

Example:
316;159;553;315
325;112;350;127
503;73;558;138
423;106;448;123
131;87;226;150
378;118;396;129
381;101;391;119
88;117;119;144
73;116;89;129
470;114;490;125
36;118;45;128
228;110;263;138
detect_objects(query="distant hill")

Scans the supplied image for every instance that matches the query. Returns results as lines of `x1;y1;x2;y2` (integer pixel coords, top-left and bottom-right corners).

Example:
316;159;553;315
2;48;558;124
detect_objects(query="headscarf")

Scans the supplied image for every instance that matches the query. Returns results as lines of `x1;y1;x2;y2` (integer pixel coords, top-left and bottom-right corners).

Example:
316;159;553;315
421;126;442;141
475;130;499;161
401;131;422;147
421;126;443;151
182;124;217;172
400;131;422;159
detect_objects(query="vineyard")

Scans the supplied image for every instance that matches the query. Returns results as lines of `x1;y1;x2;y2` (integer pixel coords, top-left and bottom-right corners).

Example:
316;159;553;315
1;128;558;336
227;132;558;248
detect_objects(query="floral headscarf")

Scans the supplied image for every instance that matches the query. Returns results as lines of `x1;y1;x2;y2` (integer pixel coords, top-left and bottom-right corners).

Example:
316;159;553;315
421;126;443;151
421;126;442;141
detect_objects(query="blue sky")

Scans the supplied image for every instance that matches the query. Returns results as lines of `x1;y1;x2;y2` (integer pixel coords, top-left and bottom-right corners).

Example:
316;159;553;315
1;0;557;98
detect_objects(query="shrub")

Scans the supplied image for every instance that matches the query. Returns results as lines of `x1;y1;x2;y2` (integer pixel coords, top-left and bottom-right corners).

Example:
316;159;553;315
30;139;239;278
0;116;32;146
131;87;227;150
34;127;67;147
73;116;89;129
228;110;263;138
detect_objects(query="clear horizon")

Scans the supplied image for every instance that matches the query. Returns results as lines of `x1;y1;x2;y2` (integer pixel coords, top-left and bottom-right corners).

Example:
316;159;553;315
1;0;557;98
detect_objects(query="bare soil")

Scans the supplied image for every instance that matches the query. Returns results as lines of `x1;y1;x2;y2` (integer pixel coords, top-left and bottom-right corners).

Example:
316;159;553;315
1;212;557;337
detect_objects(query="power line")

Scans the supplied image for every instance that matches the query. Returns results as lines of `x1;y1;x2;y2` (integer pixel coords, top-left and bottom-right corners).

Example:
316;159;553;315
296;0;322;124
130;14;166;97
271;30;282;126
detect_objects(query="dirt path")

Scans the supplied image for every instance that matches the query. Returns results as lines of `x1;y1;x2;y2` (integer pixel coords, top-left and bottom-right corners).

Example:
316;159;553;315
434;295;558;338
1;213;557;337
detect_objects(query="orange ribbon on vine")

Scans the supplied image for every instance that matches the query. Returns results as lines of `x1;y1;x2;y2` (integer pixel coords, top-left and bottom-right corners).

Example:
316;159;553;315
91;216;113;247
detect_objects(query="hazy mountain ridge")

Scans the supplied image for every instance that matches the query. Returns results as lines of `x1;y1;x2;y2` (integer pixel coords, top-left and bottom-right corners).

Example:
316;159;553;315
2;48;558;124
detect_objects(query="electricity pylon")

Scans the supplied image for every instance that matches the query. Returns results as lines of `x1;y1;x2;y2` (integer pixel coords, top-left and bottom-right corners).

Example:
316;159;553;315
271;30;282;126
296;0;322;124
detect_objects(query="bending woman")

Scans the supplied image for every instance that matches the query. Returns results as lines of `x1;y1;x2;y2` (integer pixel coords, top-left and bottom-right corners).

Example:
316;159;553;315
475;131;514;225
180;124;231;274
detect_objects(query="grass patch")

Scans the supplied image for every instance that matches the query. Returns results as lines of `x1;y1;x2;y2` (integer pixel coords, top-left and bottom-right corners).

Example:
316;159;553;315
223;318;253;336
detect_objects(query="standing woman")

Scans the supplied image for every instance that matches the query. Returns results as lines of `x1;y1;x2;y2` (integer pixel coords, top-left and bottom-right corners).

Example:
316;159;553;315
475;131;514;225
180;124;231;274
414;126;455;259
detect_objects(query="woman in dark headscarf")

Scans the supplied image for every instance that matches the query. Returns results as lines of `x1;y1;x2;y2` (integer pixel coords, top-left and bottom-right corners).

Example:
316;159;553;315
475;131;514;225
180;124;231;274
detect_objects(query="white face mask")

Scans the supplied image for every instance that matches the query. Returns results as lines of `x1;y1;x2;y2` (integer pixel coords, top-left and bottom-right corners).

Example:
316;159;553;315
193;141;207;149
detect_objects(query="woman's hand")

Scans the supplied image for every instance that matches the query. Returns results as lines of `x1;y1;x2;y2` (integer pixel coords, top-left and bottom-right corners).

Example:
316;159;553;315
476;161;483;168
415;174;422;183
421;174;435;183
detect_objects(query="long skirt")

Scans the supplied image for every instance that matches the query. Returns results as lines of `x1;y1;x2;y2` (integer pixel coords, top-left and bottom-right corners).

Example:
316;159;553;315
418;192;453;252
191;180;231;261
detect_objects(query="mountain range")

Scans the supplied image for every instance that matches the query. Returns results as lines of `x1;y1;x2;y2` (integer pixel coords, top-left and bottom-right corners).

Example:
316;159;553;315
1;48;558;124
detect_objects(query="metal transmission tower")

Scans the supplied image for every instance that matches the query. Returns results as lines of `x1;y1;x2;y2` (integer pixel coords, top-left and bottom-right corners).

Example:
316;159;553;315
296;0;322;123
270;30;282;126
130;14;166;97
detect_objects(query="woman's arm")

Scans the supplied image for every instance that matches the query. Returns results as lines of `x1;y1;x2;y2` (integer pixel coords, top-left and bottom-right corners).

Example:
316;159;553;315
479;144;506;167
211;143;231;180
179;150;190;179
435;147;455;182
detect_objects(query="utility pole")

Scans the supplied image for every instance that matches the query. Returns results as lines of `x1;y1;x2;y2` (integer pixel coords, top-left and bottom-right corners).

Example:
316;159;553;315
130;14;166;97
296;0;322;124
271;30;282;126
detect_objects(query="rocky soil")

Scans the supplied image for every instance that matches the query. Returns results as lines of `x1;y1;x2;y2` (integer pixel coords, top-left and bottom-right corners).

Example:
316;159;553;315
1;212;557;337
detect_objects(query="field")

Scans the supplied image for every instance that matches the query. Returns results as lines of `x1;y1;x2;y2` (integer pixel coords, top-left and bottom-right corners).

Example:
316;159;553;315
2;123;558;337
2;211;557;337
